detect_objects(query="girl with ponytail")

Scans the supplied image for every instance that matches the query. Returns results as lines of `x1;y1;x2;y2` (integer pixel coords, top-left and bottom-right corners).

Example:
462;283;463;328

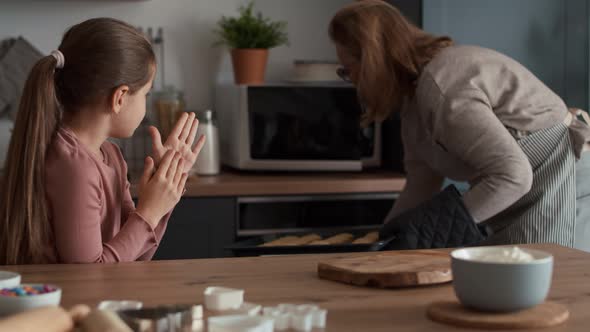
0;18;205;264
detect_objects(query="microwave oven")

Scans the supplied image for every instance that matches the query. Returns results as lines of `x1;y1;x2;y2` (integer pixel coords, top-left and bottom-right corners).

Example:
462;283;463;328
214;82;381;171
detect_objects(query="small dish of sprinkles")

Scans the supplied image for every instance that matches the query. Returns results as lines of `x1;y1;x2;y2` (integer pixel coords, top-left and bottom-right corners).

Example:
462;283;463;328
0;285;58;297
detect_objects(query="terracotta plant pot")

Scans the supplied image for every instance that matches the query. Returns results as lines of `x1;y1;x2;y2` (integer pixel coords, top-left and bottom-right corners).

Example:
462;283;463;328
230;49;269;84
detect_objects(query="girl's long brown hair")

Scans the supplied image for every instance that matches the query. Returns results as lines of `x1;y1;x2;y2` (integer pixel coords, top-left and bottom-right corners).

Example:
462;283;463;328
0;18;155;265
329;0;453;123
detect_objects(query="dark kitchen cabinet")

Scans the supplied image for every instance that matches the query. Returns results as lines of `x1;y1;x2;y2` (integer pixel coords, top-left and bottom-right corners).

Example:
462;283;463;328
153;197;236;260
386;0;422;26
423;0;589;110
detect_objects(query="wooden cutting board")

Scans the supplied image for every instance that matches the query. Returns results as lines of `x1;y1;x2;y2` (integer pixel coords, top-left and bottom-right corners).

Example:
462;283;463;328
317;250;452;288
427;301;570;329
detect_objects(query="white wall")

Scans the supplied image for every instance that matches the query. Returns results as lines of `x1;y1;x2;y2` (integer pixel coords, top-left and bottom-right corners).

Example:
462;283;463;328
0;0;348;111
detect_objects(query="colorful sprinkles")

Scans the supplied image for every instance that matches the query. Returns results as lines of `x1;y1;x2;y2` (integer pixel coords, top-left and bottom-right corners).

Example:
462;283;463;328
0;285;57;297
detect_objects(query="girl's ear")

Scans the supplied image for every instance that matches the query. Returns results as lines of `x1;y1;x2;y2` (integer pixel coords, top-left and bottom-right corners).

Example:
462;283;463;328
109;85;130;115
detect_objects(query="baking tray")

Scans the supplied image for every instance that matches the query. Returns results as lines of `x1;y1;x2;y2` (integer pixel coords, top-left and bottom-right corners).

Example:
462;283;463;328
226;232;396;256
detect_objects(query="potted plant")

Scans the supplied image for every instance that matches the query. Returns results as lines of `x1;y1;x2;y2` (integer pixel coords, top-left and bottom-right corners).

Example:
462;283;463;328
215;1;289;84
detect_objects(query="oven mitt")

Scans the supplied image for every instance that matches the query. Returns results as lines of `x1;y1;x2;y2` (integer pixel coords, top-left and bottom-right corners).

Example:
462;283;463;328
378;185;489;250
0;37;43;120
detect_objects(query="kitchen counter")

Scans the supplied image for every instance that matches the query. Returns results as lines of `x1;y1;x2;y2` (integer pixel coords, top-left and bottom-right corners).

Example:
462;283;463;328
131;169;406;197
4;244;589;331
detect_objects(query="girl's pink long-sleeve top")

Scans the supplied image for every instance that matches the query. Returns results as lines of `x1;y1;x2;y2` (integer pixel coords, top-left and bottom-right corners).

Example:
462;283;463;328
44;127;170;263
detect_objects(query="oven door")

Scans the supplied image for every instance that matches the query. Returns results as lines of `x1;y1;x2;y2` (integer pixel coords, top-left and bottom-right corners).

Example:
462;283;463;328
228;193;397;256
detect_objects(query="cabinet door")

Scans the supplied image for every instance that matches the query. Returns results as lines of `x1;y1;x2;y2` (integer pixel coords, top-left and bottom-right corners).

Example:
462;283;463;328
153;198;236;260
386;0;422;26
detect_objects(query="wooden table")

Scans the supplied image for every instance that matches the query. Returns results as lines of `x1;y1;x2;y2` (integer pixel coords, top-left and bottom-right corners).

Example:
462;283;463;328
130;169;406;197
3;244;589;331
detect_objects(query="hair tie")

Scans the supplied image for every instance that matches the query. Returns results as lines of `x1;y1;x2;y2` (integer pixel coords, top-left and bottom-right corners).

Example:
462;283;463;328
50;50;65;69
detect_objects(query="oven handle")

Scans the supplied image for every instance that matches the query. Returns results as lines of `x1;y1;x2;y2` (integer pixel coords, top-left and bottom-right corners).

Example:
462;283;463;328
237;192;399;204
237;225;382;237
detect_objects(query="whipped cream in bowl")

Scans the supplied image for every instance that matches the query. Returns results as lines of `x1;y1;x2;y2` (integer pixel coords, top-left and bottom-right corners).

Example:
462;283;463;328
450;246;553;312
452;246;550;264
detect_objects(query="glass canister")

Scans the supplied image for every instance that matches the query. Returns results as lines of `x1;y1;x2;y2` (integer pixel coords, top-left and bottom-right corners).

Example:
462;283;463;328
193;109;220;175
153;86;185;139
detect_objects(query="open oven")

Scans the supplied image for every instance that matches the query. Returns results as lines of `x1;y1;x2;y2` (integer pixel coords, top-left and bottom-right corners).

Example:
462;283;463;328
227;192;398;256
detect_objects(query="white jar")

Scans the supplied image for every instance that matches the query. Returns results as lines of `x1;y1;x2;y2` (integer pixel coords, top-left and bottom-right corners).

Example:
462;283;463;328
193;110;220;175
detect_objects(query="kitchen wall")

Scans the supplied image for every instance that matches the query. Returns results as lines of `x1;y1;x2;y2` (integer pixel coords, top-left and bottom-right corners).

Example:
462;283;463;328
0;0;348;111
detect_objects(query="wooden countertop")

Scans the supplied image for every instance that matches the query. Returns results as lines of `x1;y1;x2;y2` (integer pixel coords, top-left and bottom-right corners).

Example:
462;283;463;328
3;244;589;331
131;169;406;197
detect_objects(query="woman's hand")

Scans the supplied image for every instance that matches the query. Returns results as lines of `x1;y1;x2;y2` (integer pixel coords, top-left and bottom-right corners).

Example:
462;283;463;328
149;112;206;173
136;151;188;228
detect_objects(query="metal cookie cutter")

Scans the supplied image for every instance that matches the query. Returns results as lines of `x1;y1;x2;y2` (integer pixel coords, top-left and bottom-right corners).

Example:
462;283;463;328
118;304;202;332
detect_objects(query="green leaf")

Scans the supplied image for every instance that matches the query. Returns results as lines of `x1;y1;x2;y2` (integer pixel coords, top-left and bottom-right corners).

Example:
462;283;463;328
213;1;289;49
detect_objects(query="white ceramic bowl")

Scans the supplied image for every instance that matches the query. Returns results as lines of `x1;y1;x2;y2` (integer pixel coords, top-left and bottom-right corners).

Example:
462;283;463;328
0;271;20;289
451;246;553;312
0;284;61;316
